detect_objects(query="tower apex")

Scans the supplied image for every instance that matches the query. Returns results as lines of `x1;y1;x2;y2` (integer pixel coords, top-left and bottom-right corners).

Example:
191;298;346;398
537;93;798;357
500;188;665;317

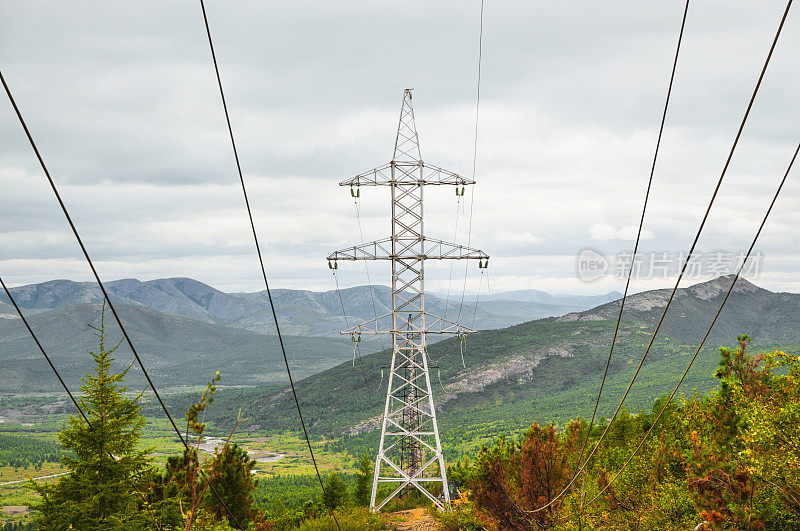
393;89;422;163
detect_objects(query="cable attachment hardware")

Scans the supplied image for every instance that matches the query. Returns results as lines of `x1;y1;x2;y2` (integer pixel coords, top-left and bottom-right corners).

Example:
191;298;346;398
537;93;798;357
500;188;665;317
350;333;363;365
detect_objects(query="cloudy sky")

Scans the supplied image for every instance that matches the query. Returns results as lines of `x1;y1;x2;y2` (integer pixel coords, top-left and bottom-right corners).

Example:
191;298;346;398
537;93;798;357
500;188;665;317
1;0;798;296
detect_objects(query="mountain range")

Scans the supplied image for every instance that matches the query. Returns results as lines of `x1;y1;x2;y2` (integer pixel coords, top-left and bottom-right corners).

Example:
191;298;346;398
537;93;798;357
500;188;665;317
559;276;800;344
0;277;619;394
1;278;620;337
0;302;354;394
3;274;797;460
197;275;800;458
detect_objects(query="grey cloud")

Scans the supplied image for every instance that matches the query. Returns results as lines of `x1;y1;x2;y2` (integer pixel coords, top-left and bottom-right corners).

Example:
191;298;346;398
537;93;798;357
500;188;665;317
1;0;798;294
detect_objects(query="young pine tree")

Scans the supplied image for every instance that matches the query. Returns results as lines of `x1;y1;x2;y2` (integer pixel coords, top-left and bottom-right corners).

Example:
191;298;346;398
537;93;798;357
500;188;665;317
322;473;348;510
354;453;373;507
33;306;152;530
204;443;258;528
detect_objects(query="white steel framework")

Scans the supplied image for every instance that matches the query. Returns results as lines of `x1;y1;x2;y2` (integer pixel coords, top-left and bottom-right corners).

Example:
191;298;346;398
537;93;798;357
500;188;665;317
327;89;488;511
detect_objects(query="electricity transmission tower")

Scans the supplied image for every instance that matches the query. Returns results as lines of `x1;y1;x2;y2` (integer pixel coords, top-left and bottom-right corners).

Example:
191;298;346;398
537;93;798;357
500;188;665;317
327;89;488;511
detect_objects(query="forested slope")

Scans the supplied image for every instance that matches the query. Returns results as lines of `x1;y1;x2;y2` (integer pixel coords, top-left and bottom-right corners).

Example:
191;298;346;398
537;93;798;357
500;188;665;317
204;276;800;454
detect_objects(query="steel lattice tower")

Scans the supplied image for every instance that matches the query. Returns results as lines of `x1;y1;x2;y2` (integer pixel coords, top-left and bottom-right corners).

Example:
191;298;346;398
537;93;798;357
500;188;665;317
327;89;488;511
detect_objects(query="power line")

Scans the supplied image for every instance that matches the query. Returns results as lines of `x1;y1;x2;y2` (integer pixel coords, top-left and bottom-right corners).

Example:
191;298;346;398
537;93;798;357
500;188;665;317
471;269;485;330
332;271;356;366
333;270;351;330
0;69;184;439
329;266;371;384
577;0;690;507
197;2;339;527
354;195;391;351
0;276;91;426
0;68;242;529
332;227;374;385
443;192;463;321
353;197;377;315
0;284;156;509
455;0;485;324
585;139;799;508
529;0;793;512
332;268;370;382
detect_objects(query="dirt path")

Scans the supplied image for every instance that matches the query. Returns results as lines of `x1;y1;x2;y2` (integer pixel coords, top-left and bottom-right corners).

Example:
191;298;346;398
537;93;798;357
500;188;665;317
0;471;69;486
387;508;440;530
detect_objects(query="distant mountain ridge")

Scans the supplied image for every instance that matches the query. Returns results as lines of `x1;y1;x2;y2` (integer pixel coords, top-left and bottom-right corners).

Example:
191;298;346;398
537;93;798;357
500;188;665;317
1;278;259;324
203;275;800;445
0;301;354;394
1;278;618;337
0;277;622;395
4;275;796;448
483;288;622;307
558;275;800;344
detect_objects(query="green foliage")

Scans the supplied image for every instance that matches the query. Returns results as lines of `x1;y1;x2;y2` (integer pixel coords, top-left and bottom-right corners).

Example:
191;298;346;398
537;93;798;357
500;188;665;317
145;374;267;530
453;422;582;529
10;309;264;530
452;334;800;530
0;433;64;468
295;506;381;531
739;348;800;518
143;449;191;529
322;473;348;510
205;443;259;529
353;453;372;507
681;335;800;529
187;371;221;437
435;503;486;531
31;306;153;530
3;523;37;531
253;474;324;516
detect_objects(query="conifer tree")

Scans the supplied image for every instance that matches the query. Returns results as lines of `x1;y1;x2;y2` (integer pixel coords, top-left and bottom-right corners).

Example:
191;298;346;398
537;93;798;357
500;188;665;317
322;473;348;510
354;453;373;507
204;443;257;528
33;306;152;530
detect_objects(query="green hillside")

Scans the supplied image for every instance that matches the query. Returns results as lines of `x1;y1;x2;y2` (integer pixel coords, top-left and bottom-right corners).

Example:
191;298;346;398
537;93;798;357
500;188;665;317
202;276;800;460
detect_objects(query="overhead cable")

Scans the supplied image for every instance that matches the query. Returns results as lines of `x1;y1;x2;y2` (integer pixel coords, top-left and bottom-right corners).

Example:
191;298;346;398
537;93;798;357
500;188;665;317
577;0;691;506
586;140;799;507
1;68;243;529
528;0;793;512
197;2;339;527
455;0;485;324
0;275;91;426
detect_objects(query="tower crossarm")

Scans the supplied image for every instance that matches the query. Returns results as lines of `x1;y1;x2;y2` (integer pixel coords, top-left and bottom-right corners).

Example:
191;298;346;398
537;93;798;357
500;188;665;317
341;311;477;336
339;162;475;187
327;237;488;262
